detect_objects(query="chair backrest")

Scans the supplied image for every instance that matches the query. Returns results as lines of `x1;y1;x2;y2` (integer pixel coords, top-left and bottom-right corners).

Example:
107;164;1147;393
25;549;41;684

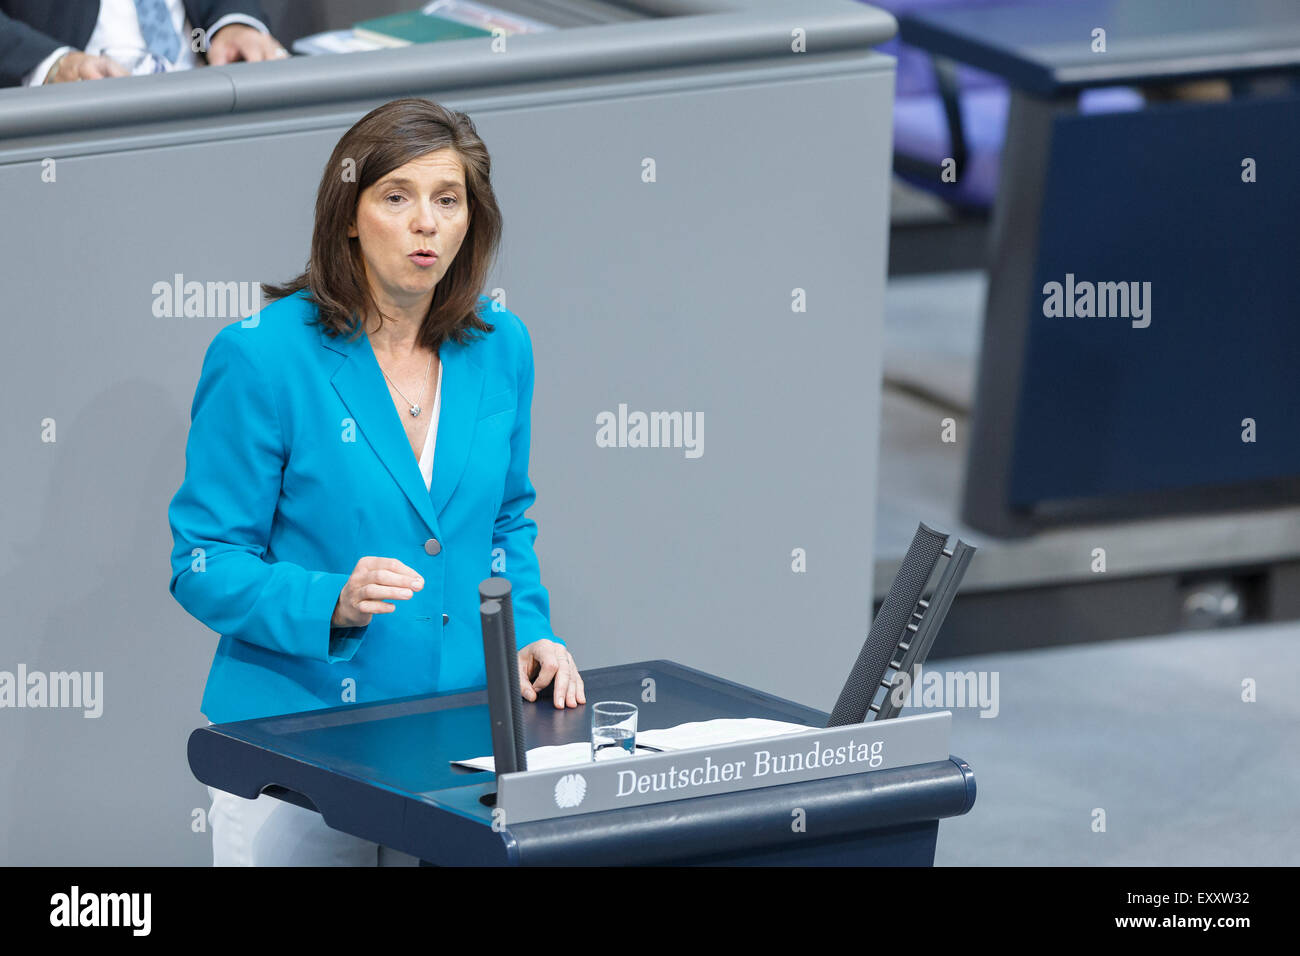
868;0;1016;96
963;90;1300;532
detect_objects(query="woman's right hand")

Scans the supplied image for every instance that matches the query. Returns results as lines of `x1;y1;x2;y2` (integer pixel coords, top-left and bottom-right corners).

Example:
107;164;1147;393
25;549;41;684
331;556;424;628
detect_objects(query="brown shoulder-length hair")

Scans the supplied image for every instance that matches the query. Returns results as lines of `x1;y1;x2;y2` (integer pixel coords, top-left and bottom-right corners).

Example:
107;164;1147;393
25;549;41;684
263;97;501;349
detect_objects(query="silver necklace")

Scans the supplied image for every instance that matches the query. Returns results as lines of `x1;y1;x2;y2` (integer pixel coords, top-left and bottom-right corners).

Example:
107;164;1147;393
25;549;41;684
376;350;433;417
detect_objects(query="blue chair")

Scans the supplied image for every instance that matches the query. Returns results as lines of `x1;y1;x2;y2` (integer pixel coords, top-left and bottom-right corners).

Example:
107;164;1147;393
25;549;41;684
873;0;1144;211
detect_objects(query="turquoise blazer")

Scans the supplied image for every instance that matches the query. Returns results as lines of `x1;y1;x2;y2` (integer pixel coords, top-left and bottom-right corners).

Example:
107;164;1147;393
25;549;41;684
168;289;560;724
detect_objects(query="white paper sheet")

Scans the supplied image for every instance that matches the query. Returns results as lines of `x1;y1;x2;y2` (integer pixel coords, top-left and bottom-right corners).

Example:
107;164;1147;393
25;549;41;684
451;717;818;772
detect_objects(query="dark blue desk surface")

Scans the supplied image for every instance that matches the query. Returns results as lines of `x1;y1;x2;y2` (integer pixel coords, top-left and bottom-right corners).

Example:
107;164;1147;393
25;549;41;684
197;659;826;799
189;660;976;864
898;0;1300;96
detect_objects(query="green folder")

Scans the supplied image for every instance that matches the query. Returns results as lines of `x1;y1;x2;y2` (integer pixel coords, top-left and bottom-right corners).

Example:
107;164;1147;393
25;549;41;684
353;11;494;47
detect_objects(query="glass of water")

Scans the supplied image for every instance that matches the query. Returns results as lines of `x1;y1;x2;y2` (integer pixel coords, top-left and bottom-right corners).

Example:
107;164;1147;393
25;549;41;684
591;701;638;761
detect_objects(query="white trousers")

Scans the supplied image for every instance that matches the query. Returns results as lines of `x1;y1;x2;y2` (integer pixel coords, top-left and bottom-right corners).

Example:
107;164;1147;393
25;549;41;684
206;786;420;866
204;723;420;866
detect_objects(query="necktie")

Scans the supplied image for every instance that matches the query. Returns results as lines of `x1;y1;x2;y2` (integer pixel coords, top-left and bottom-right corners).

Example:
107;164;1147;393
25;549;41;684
133;0;181;66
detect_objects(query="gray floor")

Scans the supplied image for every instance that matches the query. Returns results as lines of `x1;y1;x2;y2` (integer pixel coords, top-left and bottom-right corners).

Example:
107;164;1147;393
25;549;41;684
926;620;1300;865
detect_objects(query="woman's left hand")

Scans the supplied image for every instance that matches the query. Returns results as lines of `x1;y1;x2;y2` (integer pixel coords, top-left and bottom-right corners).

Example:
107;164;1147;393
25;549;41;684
517;640;585;709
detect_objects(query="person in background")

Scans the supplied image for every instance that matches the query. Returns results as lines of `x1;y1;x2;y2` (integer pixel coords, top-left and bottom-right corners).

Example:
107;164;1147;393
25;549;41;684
0;0;287;87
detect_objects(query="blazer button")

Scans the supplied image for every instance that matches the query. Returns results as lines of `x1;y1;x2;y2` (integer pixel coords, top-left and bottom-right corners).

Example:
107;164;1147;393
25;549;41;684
442;613;450;625
424;537;441;556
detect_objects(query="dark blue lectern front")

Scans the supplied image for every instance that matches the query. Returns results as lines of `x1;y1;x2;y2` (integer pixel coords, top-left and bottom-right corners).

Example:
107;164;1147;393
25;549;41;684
188;660;976;865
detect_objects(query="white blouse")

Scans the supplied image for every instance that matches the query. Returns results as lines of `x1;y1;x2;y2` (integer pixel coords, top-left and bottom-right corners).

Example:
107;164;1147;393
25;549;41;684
418;359;444;492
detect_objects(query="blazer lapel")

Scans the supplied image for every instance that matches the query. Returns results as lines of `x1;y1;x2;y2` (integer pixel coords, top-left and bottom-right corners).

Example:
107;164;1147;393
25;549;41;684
321;317;485;537
428;333;484;516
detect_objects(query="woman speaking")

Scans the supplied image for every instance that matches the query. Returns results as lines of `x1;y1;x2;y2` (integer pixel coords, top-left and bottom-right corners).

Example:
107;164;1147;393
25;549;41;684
167;98;583;865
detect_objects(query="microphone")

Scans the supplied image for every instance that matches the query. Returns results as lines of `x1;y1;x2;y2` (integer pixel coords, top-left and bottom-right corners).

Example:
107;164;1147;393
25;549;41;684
827;523;975;724
873;538;976;721
828;523;947;725
479;577;528;775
